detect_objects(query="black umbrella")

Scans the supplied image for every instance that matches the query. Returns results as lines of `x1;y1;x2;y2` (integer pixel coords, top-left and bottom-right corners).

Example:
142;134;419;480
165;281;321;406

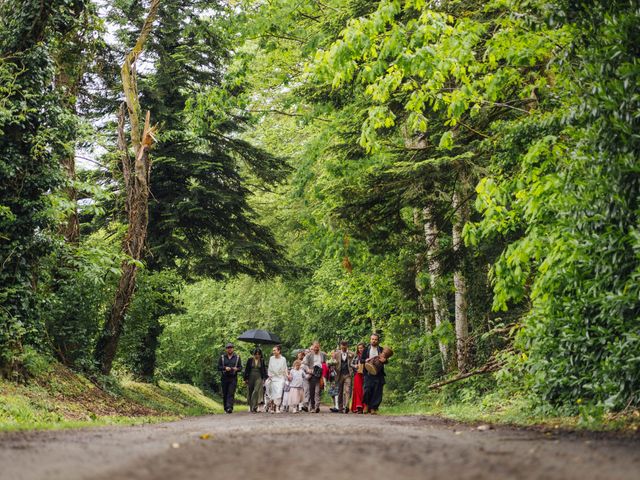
237;329;281;345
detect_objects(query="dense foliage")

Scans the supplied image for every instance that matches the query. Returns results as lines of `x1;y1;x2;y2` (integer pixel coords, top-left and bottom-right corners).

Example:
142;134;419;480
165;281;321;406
1;0;638;415
0;0;88;375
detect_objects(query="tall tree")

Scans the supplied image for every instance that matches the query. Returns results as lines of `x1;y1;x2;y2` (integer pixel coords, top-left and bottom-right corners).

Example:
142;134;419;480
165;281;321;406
87;0;292;377
53;4;102;244
95;0;160;375
311;0;562;375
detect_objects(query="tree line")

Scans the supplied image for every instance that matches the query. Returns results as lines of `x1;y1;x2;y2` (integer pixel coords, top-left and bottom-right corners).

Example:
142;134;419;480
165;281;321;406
0;0;638;414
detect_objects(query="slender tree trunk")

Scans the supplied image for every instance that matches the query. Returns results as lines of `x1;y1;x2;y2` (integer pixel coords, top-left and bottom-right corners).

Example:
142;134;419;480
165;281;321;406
452;172;471;373
54;18;90;244
413;209;434;335
415;266;434;334
137;320;163;381
95;0;160;375
60;152;80;243
422;205;449;370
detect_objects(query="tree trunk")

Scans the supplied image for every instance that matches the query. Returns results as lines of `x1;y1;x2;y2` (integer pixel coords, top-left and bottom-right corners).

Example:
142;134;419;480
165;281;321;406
452;173;471;373
413;209;434;335
137;320;163;381
422;205;449;370
60;153;80;243
95;0;160;375
54;25;87;244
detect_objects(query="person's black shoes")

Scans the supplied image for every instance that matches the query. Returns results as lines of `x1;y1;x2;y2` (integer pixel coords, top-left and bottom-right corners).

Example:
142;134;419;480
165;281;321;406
344;407;349;414
225;408;232;414
301;406;308;412
315;407;320;413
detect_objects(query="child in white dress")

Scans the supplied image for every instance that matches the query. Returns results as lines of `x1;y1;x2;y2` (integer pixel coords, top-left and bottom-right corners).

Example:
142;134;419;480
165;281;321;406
287;360;305;412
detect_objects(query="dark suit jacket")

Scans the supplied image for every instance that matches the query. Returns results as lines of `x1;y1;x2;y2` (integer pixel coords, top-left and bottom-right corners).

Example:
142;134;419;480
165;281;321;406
243;356;268;381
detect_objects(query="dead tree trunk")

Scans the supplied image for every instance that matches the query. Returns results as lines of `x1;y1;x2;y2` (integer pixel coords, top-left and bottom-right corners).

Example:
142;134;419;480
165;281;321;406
452;171;471;373
422;205;449;370
95;0;160;375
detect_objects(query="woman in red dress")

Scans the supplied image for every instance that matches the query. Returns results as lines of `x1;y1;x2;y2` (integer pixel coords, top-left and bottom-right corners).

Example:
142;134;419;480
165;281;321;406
351;342;366;413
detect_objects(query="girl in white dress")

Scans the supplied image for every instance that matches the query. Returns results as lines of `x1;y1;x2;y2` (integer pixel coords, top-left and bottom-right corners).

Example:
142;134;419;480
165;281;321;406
287;360;305;412
267;345;288;413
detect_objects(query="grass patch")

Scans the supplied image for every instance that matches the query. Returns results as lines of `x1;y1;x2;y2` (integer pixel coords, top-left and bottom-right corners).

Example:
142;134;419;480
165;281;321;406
120;379;224;415
0;362;223;432
385;389;640;432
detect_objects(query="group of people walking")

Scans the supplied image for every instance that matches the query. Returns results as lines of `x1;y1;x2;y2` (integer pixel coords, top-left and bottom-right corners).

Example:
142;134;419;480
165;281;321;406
217;333;391;415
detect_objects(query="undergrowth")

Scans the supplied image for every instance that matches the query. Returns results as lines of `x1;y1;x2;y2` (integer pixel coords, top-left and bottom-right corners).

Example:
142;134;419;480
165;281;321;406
385;374;640;432
0;357;223;431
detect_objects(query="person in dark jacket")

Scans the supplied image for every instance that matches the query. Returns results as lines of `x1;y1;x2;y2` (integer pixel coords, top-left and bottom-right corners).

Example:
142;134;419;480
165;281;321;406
361;333;386;414
218;342;242;413
243;348;268;413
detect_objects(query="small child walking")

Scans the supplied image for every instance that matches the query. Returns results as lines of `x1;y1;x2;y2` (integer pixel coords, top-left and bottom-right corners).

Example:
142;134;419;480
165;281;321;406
287;360;305;412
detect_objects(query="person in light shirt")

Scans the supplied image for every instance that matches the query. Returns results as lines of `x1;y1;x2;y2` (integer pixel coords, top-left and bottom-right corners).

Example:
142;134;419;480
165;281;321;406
302;341;326;413
267;345;288;413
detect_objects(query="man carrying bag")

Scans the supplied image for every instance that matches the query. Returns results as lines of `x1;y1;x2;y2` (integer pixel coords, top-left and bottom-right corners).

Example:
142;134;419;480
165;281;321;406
302;341;326;413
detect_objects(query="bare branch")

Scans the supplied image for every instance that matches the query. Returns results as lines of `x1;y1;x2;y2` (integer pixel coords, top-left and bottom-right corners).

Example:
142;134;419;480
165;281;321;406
249;108;331;123
121;0;160;154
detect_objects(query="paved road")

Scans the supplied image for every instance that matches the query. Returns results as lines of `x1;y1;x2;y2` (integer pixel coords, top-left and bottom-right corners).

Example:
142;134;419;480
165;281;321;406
1;413;639;480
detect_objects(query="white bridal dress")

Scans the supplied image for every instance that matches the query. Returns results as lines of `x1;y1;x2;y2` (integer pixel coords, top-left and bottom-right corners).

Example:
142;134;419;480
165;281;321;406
267;355;288;409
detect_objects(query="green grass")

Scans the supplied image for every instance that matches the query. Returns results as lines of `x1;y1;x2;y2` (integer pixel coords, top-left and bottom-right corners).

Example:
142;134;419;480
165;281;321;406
0;414;176;433
384;390;640;432
0;363;224;432
120;379;224;415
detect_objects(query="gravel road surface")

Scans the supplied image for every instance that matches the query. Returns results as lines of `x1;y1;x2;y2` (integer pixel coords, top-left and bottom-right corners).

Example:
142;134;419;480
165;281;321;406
1;412;639;480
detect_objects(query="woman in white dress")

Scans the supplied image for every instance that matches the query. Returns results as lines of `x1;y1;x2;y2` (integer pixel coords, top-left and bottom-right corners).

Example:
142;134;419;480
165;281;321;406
267;345;288;413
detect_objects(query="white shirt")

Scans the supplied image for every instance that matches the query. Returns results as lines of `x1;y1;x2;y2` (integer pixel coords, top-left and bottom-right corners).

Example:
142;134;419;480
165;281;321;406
341;352;347;362
368;346;380;360
268;356;288;378
312;353;322;367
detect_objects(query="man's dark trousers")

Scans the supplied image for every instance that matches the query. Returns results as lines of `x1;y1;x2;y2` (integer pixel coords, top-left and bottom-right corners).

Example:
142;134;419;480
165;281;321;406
222;376;237;412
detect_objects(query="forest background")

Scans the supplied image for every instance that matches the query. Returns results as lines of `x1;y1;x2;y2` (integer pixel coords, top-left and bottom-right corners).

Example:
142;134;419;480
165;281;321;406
0;0;638;426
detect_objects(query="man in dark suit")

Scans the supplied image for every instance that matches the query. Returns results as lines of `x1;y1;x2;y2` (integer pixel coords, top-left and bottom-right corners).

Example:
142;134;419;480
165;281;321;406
218;342;242;413
362;333;385;414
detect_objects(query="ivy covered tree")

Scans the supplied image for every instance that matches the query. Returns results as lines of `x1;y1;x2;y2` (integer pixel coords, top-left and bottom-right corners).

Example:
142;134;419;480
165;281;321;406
0;0;88;375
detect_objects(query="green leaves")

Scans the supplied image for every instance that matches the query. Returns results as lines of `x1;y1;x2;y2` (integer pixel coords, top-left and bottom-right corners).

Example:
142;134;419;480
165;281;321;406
438;130;454;150
464;0;640;411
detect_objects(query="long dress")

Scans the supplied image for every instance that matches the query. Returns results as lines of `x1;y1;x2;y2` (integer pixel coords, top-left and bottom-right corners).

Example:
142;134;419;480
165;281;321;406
351;354;365;412
268;355;288;407
287;368;305;406
247;360;264;412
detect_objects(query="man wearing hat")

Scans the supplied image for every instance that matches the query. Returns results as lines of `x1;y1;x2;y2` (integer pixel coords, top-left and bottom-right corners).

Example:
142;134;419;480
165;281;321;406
218;342;242;413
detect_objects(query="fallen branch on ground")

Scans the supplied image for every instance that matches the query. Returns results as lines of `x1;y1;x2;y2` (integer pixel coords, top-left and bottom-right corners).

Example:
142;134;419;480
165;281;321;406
428;349;514;390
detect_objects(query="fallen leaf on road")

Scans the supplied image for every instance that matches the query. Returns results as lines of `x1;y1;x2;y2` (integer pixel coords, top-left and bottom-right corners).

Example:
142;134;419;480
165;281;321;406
477;425;492;432
171;443;180;448
199;434;212;440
